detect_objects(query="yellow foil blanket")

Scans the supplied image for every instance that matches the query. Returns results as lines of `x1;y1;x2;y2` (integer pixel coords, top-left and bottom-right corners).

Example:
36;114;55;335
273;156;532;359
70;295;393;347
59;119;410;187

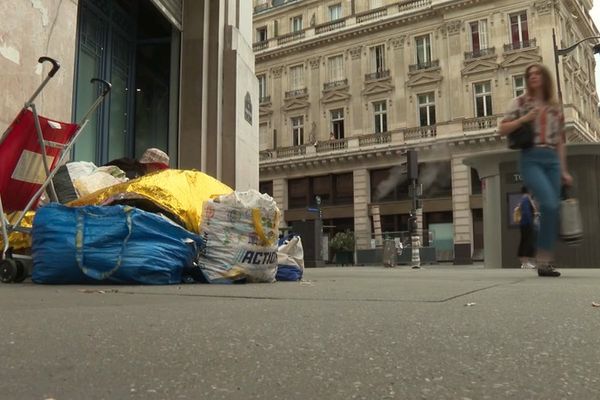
69;169;233;233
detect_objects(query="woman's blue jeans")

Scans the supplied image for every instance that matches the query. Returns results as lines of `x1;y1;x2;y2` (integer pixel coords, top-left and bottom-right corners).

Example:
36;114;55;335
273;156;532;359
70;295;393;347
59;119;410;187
519;147;561;253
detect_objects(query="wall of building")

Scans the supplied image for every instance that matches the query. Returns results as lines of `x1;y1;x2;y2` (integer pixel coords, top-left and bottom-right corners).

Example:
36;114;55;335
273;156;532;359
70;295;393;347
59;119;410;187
254;0;600;261
0;0;77;132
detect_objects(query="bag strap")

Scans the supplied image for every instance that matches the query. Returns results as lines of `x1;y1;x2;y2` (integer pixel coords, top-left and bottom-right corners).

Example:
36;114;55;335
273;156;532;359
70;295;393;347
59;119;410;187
75;207;133;280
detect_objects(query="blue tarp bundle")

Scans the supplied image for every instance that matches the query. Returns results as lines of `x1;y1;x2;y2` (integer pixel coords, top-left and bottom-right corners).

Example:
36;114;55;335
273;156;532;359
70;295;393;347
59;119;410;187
32;204;203;284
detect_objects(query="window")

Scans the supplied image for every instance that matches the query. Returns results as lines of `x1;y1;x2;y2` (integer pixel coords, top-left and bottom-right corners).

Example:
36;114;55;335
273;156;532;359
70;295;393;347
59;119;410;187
259;123;270;150
328;55;344;82
256;26;267;42
330;109;345;139
259;181;273;197
415;35;432;66
370;44;386;73
470;20;488;54
418;93;436;126
510;12;529;47
369;0;382;8
291;116;304;146
513;75;525;97
373;101;388;133
474;82;493;117
333;173;353;205
288;177;309;209
329;3;342;21
289;64;304;90
291;15;303;32
258;74;267;101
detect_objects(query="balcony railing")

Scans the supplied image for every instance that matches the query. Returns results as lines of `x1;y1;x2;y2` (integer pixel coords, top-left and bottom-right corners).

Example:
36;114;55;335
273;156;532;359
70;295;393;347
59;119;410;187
398;0;432;13
359;132;392;146
463;116;498;131
259;150;274;161
277;144;307;158
316;138;348;152
315;18;346;34
503;39;537;52
285;88;307;98
277;30;306;45
323;79;348;91
464;47;496;60
409;60;439;72
254;3;269;13
253;41;269;51
356;6;388;23
365;69;390;81
259;95;271;104
404;125;437;141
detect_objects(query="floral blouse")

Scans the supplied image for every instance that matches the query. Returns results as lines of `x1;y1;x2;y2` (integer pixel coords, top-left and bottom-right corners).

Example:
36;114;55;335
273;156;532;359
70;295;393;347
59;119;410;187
503;94;565;147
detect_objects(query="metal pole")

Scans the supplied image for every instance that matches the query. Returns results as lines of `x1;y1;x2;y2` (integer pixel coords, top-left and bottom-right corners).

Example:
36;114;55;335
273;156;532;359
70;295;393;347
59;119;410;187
552;29;564;109
410;179;421;269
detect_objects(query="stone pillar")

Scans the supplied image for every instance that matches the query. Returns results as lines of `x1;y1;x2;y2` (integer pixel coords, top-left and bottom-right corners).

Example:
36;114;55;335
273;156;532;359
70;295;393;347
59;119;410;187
451;156;473;264
353;169;371;250
272;177;287;211
481;174;502;268
348;45;363;136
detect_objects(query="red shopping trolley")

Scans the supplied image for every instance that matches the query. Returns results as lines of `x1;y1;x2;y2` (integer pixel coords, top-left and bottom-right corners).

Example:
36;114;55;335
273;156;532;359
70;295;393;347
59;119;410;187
0;56;111;283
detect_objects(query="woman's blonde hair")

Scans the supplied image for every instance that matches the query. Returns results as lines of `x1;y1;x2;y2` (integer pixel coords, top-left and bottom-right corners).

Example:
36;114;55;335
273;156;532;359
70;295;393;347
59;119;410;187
525;63;558;105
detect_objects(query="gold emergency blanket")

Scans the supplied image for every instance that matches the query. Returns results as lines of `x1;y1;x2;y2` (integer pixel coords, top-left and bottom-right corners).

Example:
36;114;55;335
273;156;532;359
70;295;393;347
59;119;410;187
1;211;35;250
69;169;233;233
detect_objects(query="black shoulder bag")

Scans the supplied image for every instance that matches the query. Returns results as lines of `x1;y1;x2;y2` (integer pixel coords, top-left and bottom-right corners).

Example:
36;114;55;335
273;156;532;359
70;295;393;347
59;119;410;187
507;98;534;150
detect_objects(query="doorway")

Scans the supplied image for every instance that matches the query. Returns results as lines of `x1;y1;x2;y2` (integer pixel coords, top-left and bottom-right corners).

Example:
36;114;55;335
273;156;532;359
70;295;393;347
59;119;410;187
73;0;180;165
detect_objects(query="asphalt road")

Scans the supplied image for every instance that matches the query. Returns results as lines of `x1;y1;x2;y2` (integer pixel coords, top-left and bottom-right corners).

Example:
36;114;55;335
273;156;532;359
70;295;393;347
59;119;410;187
1;266;600;400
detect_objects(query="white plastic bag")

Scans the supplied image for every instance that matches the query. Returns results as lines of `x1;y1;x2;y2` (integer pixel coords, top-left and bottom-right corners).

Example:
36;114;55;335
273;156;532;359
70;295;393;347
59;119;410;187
276;235;304;281
198;190;281;283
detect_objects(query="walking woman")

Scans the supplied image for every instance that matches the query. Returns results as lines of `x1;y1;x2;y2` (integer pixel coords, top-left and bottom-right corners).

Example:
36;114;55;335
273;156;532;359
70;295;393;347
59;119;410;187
517;186;537;269
499;63;573;277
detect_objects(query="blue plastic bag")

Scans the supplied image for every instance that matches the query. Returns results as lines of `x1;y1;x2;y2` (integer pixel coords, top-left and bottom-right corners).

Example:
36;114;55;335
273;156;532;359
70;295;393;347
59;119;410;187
32;204;203;284
275;235;304;282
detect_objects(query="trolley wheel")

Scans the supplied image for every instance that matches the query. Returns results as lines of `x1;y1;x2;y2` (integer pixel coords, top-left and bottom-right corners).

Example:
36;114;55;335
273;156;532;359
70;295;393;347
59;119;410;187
0;259;18;283
13;260;28;283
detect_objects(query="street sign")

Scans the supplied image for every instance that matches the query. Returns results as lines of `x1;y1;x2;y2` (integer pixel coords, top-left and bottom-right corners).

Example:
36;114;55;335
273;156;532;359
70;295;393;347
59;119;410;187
307;208;319;213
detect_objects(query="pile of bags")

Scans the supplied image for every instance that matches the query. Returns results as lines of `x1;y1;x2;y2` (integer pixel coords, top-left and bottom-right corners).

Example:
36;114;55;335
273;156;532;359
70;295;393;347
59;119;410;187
26;169;305;285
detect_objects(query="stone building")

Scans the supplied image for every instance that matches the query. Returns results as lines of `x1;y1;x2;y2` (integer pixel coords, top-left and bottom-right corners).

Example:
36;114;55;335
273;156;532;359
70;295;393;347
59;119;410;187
0;0;258;190
254;0;600;263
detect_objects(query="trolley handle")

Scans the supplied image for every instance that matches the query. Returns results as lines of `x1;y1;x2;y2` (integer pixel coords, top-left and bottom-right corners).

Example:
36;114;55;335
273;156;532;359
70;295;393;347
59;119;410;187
38;56;60;78
91;78;112;97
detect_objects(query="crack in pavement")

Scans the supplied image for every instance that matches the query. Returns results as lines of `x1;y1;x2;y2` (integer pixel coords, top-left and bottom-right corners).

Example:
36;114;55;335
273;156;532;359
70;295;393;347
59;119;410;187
108;279;526;304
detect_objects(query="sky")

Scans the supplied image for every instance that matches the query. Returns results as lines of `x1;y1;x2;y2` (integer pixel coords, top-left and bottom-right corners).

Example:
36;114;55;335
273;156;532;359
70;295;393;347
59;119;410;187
592;0;600;93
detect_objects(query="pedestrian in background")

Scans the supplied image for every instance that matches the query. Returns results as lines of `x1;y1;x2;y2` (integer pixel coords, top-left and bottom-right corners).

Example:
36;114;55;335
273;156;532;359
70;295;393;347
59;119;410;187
517;186;537;269
499;63;573;277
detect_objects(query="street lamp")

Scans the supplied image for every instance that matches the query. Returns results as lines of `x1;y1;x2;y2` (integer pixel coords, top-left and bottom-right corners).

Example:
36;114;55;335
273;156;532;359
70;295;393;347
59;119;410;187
552;29;600;107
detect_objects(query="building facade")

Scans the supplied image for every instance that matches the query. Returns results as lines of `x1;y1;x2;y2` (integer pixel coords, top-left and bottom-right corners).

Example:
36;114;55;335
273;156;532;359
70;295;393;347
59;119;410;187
1;0;258;190
254;0;600;263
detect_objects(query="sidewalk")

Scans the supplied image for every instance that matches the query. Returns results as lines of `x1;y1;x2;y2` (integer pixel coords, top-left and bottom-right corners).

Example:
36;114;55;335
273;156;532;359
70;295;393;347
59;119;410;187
1;267;600;399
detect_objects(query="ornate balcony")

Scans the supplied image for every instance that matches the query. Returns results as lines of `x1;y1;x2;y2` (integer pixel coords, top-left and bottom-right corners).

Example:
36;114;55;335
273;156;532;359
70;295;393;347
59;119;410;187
365;69;390;81
356;6;388;23
398;0;432;13
316;138;348;153
323;79;348;91
259;150;274;161
463;116;498;131
503;39;537;52
259;96;271;104
315;19;346;34
408;60;439;72
253;41;269;51
285;88;307;98
404;125;437;140
277;144;307;158
464;47;496;60
359;132;392;146
277;30;306;45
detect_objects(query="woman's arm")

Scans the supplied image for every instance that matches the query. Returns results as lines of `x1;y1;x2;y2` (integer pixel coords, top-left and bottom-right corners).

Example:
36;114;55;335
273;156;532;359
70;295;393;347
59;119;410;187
498;107;538;136
557;139;573;186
